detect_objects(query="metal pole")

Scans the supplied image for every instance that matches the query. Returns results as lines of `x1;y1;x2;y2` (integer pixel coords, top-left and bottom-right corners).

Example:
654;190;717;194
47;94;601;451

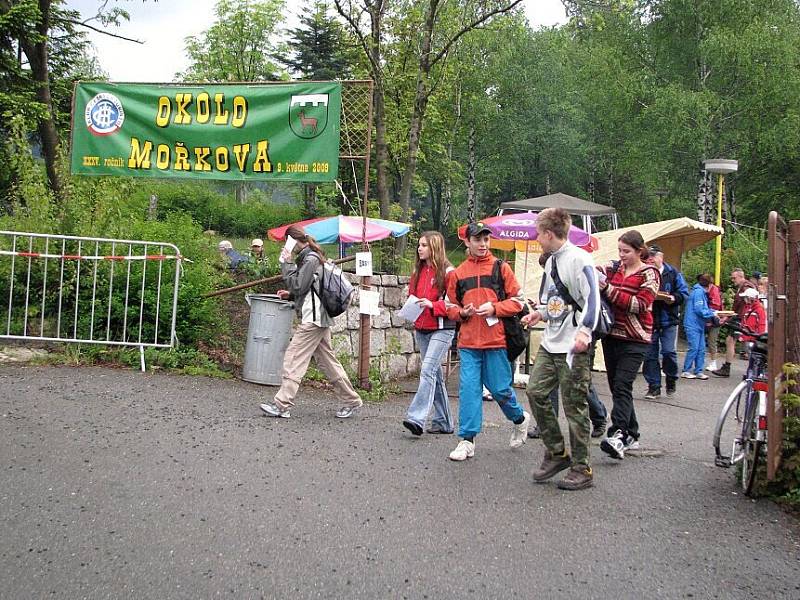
714;173;724;286
358;81;375;389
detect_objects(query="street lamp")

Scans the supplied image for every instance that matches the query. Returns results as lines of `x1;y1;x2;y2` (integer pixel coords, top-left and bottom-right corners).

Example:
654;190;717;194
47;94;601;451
703;158;738;286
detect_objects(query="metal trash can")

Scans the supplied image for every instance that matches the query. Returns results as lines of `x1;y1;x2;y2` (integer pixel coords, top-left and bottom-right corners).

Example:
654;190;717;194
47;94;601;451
242;294;295;385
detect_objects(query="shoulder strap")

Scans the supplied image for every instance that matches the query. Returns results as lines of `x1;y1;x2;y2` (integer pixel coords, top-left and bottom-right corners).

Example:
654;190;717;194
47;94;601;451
491;259;506;300
550;256;580;311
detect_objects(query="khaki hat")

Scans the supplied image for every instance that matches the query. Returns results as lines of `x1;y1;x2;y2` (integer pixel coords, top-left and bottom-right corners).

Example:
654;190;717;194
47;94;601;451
251;238;263;247
218;240;232;250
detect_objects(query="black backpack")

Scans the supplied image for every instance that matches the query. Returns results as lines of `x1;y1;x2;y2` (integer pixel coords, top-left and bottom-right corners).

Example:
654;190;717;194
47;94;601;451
309;252;355;318
455;259;530;362
550;257;616;341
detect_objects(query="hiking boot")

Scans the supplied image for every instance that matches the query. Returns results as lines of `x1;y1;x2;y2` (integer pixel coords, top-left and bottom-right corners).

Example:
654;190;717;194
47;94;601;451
510;411;530;448
527;425;541;439
557;465;594;490
449;439;475;461
402;419;423;436
600;430;626;460
591;421;606;438
533;450;571;482
336;403;361;418
712;362;731;378
426;424;453;434
260;402;291;418
666;381;676;397
644;386;661;399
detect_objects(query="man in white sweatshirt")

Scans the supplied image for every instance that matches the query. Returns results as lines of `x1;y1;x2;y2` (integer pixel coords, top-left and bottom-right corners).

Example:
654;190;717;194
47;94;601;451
521;207;600;491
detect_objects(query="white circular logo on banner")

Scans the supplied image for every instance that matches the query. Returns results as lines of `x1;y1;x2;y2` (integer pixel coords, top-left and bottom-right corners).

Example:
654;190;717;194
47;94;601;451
85;93;125;136
501;218;536;226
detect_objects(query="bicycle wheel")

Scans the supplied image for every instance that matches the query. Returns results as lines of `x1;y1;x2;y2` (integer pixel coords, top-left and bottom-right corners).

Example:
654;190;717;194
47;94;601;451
713;380;748;467
741;390;766;496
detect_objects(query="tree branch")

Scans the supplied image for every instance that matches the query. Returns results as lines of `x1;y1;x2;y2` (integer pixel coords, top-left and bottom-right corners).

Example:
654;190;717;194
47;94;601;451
430;0;523;67
57;17;143;44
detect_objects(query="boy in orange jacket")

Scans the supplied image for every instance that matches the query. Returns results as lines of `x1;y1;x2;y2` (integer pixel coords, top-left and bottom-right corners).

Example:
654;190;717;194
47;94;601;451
445;222;530;461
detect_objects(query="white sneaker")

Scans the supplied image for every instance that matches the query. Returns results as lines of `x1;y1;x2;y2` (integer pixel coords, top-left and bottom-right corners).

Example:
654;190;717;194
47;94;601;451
705;361;718;372
449;439;475;461
510;411;531;448
260;402;290;418
336;403;361;418
600;430;626;460
680;372;697;379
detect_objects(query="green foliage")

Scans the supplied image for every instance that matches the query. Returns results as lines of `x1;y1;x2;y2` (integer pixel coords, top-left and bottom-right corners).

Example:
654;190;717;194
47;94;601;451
681;226;767;290
756;363;800;506
179;0;288;81
127;182;303;238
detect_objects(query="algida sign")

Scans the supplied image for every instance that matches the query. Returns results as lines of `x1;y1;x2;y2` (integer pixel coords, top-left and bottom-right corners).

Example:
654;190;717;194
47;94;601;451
71;82;342;182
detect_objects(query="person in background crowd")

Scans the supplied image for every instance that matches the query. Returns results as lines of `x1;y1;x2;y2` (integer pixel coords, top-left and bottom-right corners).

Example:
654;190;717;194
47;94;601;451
757;275;769;312
642;244;689;399
218;240;248;269
598;230;659;461
249;238;265;262
712;268;756;377
739;287;767;342
402;232;456;436
681;274;720;379
445;222;530;461
704;274;723;372
522;207;599;490
259;225;363;420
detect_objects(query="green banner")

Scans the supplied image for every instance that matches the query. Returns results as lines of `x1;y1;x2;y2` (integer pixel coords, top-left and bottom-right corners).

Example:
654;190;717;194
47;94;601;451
70;82;341;182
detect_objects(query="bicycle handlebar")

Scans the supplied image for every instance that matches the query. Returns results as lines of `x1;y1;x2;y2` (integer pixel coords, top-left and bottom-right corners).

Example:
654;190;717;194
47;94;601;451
721;315;768;344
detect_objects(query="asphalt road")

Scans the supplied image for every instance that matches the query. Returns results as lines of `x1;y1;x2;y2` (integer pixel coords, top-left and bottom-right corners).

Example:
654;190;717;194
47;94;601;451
1;361;799;599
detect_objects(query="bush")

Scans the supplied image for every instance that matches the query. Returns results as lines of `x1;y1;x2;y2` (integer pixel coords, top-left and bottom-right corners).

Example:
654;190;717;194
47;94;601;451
681;226;767;292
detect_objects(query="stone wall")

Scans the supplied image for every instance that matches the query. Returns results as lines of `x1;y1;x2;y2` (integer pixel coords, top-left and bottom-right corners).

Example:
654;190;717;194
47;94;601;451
330;273;422;380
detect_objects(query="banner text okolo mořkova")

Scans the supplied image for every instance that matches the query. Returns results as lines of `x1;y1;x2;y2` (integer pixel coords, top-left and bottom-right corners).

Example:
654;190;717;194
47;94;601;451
71;82;342;182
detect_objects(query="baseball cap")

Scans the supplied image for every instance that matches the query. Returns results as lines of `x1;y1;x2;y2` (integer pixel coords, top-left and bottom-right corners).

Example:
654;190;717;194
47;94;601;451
251;238;263;247
465;222;492;238
648;243;663;255
218;240;232;250
739;287;759;299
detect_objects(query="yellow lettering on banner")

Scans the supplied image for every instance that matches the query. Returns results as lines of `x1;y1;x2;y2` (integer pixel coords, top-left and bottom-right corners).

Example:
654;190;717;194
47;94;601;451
194;147;212;171
156;97;171;128
231;96;248;128
252;140;272;172
174;143;191;171
232;144;250;172
215;147;230;172
156;144;170;169
128;138;153;169
196;93;210;124
214;94;229;125
174;93;193;124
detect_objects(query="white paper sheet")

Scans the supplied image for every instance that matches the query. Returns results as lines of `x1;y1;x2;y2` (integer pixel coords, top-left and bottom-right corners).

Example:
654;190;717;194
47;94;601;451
279;236;298;263
359;288;381;316
355;252;373;277
397;294;424;323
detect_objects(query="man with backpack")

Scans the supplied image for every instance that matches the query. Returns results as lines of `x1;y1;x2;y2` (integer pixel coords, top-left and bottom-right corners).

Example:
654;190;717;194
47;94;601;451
444;222;530;461
521;207;600;490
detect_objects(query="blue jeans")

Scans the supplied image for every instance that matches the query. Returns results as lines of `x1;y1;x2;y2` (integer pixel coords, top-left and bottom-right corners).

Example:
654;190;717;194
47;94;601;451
683;326;706;374
458;348;525;439
546;383;607;427
406;329;455;431
643;325;678;389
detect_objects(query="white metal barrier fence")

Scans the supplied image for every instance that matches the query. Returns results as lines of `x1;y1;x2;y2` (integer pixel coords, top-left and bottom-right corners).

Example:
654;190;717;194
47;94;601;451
0;230;183;370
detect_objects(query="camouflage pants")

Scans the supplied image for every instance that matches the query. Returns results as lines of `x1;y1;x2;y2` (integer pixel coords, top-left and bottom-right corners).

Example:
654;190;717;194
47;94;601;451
525;348;592;466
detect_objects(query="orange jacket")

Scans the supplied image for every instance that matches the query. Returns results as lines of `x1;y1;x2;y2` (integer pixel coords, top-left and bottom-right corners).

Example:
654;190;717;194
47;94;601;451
446;252;523;350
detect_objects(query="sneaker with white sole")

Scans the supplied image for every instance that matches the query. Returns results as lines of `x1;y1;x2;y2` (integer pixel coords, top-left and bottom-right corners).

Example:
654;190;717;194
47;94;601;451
510;411;531;448
696;373;709;380
680;371;697;379
260;402;291;418
449;439;475;461
705;361;718;372
335;404;361;418
600;430;626;460
625;437;640;451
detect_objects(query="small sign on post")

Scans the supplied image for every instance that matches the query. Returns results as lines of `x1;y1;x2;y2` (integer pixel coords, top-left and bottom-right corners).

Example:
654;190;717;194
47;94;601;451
355;251;373;277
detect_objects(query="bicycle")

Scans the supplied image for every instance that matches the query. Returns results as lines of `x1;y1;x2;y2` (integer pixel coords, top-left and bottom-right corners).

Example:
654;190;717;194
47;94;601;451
712;317;769;496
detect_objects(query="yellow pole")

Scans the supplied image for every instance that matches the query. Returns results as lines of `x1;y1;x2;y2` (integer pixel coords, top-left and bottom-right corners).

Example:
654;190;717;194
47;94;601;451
714;172;724;286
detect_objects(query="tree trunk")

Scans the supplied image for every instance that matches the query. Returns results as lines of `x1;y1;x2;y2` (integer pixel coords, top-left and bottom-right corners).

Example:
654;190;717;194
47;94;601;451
235;183;248;204
18;0;63;202
373;83;391;219
303;183;317;216
467;125;476;222
148;194;158;220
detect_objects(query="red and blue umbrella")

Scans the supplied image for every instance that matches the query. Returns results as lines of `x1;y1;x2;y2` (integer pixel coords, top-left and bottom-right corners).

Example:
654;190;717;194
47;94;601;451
268;215;411;244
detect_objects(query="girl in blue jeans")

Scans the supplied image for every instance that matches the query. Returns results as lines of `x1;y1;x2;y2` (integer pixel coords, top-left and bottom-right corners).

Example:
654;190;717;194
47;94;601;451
402;232;456;435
